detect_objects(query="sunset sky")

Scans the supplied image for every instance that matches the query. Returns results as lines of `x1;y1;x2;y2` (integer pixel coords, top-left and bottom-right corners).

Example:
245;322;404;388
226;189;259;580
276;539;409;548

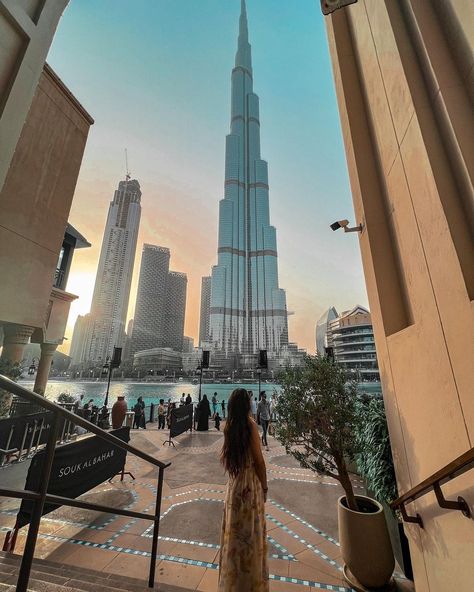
47;0;368;355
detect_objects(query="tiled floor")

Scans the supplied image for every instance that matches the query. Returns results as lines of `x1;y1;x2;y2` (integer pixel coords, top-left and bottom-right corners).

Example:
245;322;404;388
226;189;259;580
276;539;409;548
0;426;412;591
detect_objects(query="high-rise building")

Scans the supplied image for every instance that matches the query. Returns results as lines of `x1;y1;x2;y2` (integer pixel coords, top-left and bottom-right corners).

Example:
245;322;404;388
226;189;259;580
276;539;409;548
131;245;187;355
162;271;187;352
132;245;170;354
182;336;194;353
87;178;141;362
208;0;288;365
199;276;212;346
69;314;93;366
325;2;474;588
315;306;338;357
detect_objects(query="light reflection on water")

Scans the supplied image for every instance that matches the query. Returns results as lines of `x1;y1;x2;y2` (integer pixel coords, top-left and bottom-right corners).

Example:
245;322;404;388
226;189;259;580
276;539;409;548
18;380;281;407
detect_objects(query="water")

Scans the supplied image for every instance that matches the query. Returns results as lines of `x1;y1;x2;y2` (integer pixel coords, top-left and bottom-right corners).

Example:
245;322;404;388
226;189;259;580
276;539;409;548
18;380;281;408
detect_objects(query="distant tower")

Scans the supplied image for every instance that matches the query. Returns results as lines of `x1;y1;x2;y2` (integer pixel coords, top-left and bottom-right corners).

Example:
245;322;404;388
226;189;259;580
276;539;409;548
163;271;187;352
131;245;170;354
209;0;288;359
131;244;187;353
87;178;141;361
315;307;338;356
69;314;93;365
199;276;212;346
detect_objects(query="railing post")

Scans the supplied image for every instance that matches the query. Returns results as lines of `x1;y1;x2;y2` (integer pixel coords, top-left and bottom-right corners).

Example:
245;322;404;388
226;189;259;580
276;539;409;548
16;412;59;592
148;467;165;588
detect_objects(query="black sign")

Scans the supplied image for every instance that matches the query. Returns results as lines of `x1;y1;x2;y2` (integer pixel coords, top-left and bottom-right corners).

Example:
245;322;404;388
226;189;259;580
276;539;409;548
321;0;357;16
202;350;210;369
0;411;66;452
170;404;193;438
16;427;130;528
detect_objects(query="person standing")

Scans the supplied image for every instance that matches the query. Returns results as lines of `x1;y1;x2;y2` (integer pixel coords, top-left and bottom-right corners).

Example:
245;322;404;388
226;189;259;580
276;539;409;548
221;399;226;419
133;396;146;429
215;412;221;431
158;399;166;429
211;392;218;418
197;394;211;431
257;393;271;451
219;388;268;591
185;393;192;405
180;393;186;406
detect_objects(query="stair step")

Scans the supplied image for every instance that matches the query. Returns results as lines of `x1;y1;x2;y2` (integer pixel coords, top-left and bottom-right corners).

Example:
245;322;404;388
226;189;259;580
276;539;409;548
0;552;192;592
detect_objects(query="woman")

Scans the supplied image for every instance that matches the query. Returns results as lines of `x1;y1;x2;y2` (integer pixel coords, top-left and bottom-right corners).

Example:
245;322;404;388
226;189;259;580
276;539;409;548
219;388;269;592
196;394;211;431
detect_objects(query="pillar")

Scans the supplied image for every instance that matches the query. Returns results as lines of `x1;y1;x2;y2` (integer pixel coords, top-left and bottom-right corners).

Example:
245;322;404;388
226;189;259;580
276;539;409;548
0;323;34;416
33;343;57;395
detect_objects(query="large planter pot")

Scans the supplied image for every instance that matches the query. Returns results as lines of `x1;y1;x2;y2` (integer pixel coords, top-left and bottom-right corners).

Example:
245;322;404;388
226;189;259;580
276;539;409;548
338;495;394;590
111;396;127;429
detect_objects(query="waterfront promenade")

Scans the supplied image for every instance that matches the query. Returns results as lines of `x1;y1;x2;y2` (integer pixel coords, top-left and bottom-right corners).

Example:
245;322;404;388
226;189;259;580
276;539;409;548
0;426;412;591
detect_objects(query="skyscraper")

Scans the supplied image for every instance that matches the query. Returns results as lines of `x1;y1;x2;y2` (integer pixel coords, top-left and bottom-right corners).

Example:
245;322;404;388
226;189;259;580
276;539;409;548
163;271;187;352
209;0;288;363
87;178;141;362
199;276;212;346
132;245;170;354
131;245;187;354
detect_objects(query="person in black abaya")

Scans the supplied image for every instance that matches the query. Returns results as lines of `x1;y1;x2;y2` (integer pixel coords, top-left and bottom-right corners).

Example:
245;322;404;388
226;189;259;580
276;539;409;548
197;394;211;431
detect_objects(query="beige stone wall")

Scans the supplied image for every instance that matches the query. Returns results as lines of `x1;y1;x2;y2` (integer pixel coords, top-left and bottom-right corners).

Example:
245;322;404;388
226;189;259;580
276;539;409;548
0;0;69;193
325;2;473;591
0;65;93;332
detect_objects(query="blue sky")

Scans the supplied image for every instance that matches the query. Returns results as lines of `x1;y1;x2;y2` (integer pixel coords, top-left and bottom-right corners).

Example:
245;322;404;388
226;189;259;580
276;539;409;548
48;0;368;353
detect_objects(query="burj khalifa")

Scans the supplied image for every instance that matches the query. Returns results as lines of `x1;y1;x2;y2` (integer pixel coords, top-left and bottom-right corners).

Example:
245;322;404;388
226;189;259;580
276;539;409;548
208;0;289;365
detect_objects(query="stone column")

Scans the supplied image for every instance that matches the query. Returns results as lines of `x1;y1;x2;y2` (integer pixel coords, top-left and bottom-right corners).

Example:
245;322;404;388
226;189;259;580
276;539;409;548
33;343;57;395
0;323;34;416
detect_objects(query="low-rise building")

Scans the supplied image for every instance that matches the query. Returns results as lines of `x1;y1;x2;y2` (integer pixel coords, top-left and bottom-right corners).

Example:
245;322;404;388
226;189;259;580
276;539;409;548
133;348;182;374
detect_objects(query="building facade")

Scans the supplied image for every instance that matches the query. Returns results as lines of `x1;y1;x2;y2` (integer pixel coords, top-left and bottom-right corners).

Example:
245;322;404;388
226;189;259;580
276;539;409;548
329;305;380;384
182;336;194;353
162;271;187;353
325;2;474;590
131;245;170;354
198;276;212;347
131;245;187;355
0;0;69;194
315;306;338;357
133;348;182;374
0;64;92;407
208;0;288;365
86;179;141;362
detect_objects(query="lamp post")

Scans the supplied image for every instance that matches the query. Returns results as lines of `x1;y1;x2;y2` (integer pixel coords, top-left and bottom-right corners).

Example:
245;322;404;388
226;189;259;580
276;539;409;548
196;367;203;402
257;367;262;399
102;357;112;408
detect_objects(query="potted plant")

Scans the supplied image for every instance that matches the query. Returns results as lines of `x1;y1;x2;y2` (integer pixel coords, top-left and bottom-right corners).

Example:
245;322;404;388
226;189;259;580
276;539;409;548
275;355;394;589
357;396;413;580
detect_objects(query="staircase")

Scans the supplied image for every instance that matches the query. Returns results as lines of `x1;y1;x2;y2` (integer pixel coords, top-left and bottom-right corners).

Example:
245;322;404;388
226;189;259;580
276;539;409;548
0;552;191;592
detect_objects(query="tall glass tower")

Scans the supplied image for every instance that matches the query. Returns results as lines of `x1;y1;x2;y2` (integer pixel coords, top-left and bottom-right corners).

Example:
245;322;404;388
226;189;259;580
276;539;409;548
209;0;288;361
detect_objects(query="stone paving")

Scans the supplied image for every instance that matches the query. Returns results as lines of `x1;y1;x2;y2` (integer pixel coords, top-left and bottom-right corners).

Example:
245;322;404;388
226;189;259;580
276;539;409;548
0;425;413;591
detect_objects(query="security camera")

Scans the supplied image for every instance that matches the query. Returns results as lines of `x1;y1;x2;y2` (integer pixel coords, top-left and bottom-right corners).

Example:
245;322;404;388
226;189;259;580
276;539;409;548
330;219;363;233
330;219;349;231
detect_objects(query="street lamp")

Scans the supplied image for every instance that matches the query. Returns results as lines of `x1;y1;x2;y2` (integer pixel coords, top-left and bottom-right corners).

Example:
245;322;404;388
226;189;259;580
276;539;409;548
103;347;122;408
28;357;39;376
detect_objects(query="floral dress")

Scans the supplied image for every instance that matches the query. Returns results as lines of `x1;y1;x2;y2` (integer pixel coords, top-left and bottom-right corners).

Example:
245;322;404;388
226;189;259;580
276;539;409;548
218;455;269;591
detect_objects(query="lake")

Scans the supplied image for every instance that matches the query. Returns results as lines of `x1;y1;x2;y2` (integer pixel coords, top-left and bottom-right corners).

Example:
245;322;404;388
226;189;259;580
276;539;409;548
18;380;281;408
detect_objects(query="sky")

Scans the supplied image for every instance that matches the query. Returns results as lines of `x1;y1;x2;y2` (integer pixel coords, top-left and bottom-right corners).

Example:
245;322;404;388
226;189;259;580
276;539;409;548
47;0;368;355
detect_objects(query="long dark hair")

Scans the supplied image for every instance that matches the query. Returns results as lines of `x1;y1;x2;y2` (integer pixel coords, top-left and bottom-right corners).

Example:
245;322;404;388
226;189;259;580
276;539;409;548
220;388;252;477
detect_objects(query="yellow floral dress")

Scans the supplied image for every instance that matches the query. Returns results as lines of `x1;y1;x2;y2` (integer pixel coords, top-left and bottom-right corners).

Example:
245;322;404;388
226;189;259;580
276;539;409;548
218;455;269;591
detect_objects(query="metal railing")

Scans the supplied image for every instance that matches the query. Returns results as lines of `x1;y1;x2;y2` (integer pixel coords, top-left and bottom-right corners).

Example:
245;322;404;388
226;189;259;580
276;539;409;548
0;374;170;591
391;447;473;528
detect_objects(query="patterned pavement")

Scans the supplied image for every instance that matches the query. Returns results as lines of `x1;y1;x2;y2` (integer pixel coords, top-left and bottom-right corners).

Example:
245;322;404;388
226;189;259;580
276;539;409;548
0;425;408;591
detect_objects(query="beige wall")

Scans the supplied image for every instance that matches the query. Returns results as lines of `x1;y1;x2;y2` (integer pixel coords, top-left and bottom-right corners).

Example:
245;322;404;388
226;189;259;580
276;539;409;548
325;2;473;591
0;0;69;193
0;64;93;332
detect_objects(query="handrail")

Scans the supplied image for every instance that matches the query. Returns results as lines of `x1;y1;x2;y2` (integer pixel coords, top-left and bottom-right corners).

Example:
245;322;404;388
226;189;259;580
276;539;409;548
0;374;170;590
391;447;473;527
0;374;170;469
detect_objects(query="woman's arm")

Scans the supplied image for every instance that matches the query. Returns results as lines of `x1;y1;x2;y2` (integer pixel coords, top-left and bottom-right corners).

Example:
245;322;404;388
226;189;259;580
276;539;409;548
249;419;268;501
